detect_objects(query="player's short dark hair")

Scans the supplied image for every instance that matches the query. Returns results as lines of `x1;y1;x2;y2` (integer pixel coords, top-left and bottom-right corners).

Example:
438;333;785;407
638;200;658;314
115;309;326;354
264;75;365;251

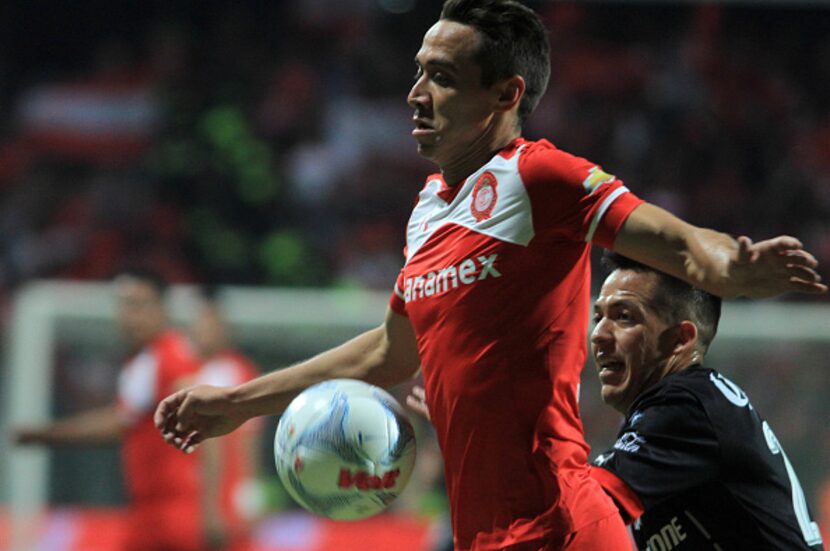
602;252;722;352
114;267;169;299
440;0;550;126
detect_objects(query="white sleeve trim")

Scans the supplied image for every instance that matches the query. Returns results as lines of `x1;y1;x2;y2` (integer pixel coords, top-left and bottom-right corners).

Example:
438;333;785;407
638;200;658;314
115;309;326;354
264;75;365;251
585;186;629;243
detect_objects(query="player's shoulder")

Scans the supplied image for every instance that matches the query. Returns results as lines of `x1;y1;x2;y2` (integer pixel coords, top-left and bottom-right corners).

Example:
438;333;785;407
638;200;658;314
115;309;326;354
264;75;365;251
633;366;708;407
516;137;614;190
517;138;582;171
677;366;752;408
623;367;720;439
647;365;754;418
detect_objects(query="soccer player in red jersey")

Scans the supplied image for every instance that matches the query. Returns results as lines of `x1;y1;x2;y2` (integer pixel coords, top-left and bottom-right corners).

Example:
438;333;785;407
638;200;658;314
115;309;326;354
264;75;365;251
14;269;207;551
190;292;262;551
155;2;826;550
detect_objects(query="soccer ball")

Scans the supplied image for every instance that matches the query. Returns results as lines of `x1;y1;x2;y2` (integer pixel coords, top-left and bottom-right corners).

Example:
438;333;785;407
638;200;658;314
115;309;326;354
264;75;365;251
274;379;417;520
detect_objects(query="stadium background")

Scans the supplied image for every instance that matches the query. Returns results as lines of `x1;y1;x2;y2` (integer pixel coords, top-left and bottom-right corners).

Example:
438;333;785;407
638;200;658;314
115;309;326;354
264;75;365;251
0;0;828;549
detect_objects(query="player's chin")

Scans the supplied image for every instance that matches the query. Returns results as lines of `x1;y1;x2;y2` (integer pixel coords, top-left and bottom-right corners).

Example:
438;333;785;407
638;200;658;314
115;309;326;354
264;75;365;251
600;386;626;413
599;385;615;405
414;141;439;160
413;132;441;151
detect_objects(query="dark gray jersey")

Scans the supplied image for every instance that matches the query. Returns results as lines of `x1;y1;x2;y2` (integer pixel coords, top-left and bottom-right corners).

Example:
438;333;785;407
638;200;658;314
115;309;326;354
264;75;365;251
593;365;824;550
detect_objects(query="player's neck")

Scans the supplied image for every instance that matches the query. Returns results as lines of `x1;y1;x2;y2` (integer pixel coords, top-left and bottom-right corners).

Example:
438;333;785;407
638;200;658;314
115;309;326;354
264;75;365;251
663;350;699;377
441;120;520;186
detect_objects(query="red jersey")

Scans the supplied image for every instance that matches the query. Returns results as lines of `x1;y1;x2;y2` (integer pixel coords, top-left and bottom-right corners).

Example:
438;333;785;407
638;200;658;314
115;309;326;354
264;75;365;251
197;351;260;539
117;330;202;503
389;138;643;550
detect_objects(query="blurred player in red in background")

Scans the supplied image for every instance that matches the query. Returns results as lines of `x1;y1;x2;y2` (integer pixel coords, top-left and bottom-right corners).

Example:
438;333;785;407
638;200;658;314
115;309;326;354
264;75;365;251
13;268;208;551
155;1;827;550
189;288;263;551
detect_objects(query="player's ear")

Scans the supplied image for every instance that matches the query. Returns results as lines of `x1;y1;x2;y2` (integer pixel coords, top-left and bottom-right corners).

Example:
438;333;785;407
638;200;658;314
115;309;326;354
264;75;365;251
493;75;525;113
672;321;698;355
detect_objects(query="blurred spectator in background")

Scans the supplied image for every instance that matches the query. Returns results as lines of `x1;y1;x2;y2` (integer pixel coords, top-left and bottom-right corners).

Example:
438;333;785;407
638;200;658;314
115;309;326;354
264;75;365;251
12;268;207;551
190;288;263;551
0;2;827;303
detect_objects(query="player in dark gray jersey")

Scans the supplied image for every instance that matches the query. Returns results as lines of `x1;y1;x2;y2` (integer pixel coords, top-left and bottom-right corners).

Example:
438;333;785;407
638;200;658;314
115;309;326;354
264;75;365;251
590;253;824;550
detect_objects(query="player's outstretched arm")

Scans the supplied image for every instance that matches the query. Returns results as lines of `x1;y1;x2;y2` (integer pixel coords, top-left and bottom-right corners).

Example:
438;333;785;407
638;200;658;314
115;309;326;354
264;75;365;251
13;404;124;446
613;203;827;299
155;307;421;452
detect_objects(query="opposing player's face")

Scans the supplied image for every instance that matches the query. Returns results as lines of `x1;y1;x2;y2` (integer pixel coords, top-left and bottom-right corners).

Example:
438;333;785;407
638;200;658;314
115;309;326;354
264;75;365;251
407;21;501;170
591;270;676;414
115;278;167;351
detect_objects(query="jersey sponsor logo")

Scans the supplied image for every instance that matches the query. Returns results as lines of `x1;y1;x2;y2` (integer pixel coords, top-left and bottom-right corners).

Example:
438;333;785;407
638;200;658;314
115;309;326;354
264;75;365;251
641;516;687;551
404;253;501;303
709;372;750;408
338;468;400;490
582;166;616;194
613;431;645;453
470;171;498;221
594;451;615;466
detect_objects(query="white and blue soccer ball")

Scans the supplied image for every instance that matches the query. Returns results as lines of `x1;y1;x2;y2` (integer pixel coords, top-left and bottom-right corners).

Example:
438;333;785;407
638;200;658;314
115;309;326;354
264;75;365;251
274;378;417;520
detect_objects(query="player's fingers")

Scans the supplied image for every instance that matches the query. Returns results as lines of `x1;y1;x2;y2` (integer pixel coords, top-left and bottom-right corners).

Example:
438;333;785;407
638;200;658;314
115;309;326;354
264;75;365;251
165;434;189;450
780;249;819;269
736;236;754;264
786;264;822;283
158;407;185;438
154;392;182;429
181;430;204;453
411;385;426;401
736;236;751;260
161;430;179;446
405;394;421;410
405;394;431;421
174;391;201;430
788;277;828;294
768;235;803;251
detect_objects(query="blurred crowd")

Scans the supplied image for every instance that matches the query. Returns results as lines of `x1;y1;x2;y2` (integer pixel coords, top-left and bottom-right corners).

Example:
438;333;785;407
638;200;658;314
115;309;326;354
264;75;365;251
1;1;828;316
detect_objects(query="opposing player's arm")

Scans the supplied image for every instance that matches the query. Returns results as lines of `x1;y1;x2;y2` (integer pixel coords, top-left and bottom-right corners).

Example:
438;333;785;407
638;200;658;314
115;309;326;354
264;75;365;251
155;307;421;451
613;203;827;299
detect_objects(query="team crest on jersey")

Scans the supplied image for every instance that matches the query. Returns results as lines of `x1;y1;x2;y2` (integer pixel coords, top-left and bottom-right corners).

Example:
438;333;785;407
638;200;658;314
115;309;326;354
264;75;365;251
471;171;498;221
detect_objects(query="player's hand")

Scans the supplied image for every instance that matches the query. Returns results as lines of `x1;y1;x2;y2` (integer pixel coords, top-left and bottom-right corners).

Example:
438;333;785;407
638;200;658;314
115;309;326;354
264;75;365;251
12;427;46;445
405;385;431;422
730;236;827;298
154;384;248;453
